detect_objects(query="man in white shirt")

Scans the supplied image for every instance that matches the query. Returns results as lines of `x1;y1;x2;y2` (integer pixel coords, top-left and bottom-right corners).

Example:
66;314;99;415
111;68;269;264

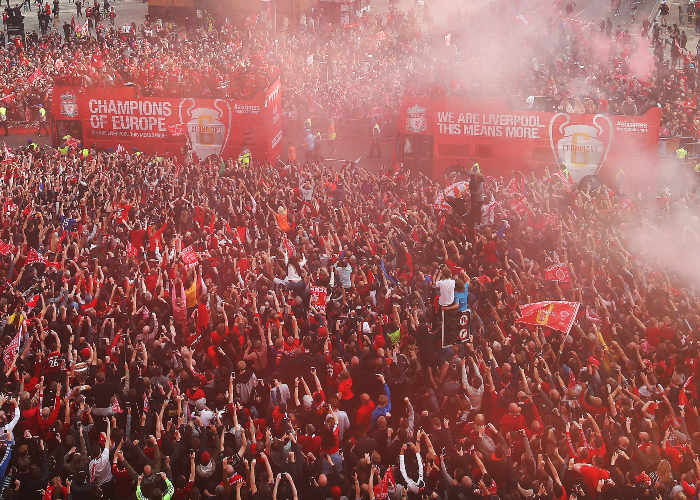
88;418;112;487
435;267;455;307
329;398;350;441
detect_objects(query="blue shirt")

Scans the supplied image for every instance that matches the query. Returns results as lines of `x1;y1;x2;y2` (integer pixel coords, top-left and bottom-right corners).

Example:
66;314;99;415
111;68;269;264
454;283;469;312
370;383;391;429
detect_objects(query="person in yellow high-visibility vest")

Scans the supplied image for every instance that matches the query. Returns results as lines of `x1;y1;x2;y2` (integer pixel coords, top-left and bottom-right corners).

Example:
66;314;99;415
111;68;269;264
0;105;9;136
676;147;688;159
238;148;251;168
328;120;336;154
37;104;49;137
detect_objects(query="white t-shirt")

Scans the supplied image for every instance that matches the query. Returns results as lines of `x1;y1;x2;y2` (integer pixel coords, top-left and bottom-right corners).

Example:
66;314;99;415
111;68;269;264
436;279;456;307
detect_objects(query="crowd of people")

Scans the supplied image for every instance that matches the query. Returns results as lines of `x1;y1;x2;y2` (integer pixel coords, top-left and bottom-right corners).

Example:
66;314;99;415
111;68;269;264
0;2;694;500
0;131;696;500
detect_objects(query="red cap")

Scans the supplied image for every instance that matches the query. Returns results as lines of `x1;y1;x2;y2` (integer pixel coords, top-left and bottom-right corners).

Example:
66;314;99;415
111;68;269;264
81;347;91;359
201;451;210;464
331;486;342;499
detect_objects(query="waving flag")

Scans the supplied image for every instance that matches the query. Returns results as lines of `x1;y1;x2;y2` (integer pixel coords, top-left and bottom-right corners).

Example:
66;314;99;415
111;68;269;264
517;301;580;335
27;68;43;85
2;144;14;161
2;328;20;367
54;59;65;71
375;30;387;41
181;245;198;268
126;242;138;258
544;263;571;283
26;295;40;308
0;242;12;256
25;248;46;266
282;235;295;257
244;13;258;26
0;93;14;103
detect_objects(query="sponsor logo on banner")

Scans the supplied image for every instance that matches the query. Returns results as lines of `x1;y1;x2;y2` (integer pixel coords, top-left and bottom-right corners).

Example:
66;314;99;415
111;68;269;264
60;92;79;117
406;104;428;133
616;120;648;133
549;113;613;183
233;103;261;114
271;130;282;149
179;98;232;159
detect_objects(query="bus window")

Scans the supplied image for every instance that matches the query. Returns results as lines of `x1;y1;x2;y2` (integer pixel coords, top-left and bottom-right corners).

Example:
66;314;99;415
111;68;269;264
401;135;433;177
402;136;432;160
437;143;471;158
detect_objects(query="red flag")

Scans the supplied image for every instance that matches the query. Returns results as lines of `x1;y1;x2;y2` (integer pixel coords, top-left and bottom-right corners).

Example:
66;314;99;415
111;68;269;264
126;242;138;258
374;467;396;499
375;30;387;41
508;178;521;195
111;397;123;414
282;236;295;256
3;143;14;160
0;93;14;103
27;68;42;85
310;286;327;308
510;197;529;216
244;13;258;26
167;124;186;136
2;328;20;367
26;295;40;308
25;248;46;266
517;301;580;335
54;59;64;71
544;263;571;283
0;242;12;255
181;245;198;268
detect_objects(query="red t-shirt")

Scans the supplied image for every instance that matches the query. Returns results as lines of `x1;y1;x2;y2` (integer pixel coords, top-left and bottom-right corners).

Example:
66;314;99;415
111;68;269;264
578;465;610;492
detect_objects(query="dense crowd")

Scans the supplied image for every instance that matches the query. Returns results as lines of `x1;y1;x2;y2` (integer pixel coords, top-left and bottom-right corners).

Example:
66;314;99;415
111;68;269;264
0;136;692;500
0;1;695;500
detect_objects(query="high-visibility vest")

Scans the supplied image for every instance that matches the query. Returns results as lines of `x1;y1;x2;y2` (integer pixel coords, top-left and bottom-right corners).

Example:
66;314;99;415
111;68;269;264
328;124;336;140
82;148;89;157
58;146;69;155
28;143;37;151
676;147;688;159
695;163;700;173
238;150;251;167
39;108;46;117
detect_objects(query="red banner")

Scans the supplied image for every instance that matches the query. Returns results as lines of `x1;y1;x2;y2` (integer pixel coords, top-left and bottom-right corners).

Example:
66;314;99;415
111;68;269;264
310;285;327;309
397;98;661;190
51;83;282;163
544;263;571;283
181;245;198;268
25;248;46;266
2;328;19;367
518;301;579;334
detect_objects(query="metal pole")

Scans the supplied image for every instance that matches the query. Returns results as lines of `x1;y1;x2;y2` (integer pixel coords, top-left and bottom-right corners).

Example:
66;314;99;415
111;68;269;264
273;0;277;57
